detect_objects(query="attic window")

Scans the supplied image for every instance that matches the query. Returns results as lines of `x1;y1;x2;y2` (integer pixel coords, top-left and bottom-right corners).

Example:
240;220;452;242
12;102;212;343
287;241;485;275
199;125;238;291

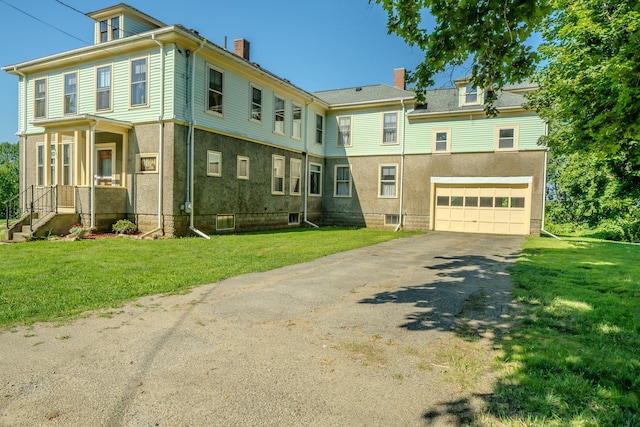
99;16;121;43
464;84;479;104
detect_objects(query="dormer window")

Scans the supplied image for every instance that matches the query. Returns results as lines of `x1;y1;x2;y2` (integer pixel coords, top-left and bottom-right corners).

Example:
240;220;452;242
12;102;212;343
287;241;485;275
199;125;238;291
464;84;478;104
98;16;121;43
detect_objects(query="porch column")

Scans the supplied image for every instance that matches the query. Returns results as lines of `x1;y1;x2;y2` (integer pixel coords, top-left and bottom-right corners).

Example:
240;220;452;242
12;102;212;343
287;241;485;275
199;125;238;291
90;124;96;229
122;131;128;188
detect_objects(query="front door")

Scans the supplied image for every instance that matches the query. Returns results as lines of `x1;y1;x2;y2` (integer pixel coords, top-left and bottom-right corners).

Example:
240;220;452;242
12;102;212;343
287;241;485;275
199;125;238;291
96;147;114;186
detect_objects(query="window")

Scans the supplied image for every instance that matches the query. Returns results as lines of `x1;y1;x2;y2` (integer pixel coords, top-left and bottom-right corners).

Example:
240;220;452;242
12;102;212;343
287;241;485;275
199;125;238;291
207;66;223;115
130;57;148;107
62;144;72;185
433;129;451;153
34;78;47;119
63;72;77;115
207;151;221;177
309;163;322;196
290;159;301;195
334;165;351;197
111;17;120;40
465;197;479;207
274;95;285;134
216;214;235;231
379;165;397;198
36;144;44;186
100;20;109;43
451;196;464;207
495;197;510;208
385;214;400;225
288;212;300;225
250;85;262;122
96;146;113;186
237;156;249;180
382;112;397;144
496;126;518;150
292;103;302;139
511;197;525;208
136;154;158;173
437;196;449;206
99;17;120;43
272;155;285;194
463;84;479;105
337;116;351;147
96;65;112;111
480;197;493;207
50;145;56;186
315;114;323;145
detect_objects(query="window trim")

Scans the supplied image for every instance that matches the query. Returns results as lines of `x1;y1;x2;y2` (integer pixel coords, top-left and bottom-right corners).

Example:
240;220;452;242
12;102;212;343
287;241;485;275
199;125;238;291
494;125;519;151
95;64;113;113
337;115;352;147
273;94;286;135
291;102;302;140
290;158;302;196
97;16;120;43
216;214;235;231
288;212;301;225
461;84;483;106
95;142;116;186
129;55;149;108
249;84;262;123
381;112;398;145
432;128;452;154
36;143;45;187
384;214;400;226
206;64;224;116
237;156;250;180
272;154;285;195
34;77;47;119
308;162;322;197
333;164;352;198
136;153;158;174
63;71;79;116
378;164;398;198
315;114;324;145
206;150;222;177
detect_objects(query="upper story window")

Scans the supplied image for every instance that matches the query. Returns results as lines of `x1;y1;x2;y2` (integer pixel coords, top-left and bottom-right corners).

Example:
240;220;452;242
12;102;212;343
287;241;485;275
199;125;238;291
111;17;120;40
495;125;519;151
96;65;112;112
130;57;148;107
274;95;285;134
292;102;302;140
315;114;324;145
461;83;483;106
207;66;223;115
63;72;78;115
250;85;262;122
433;129;451;153
382;112;397;144
99;16;121;43
34;78;47;119
337;116;352;147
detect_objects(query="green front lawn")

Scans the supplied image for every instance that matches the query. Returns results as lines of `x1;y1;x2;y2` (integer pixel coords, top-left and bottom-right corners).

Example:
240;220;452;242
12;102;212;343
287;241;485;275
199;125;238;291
491;237;640;426
0;228;413;327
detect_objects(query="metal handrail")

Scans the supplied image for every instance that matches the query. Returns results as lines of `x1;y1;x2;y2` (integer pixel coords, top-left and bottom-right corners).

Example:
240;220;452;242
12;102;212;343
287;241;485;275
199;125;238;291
3;185;58;232
29;186;57;232
4;186;32;229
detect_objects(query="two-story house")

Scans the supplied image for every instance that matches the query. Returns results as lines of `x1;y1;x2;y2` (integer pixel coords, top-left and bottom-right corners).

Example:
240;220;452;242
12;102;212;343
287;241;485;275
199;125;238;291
3;3;546;239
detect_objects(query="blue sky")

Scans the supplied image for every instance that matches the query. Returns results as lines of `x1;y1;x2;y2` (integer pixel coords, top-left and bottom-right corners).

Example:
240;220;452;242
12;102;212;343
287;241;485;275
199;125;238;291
0;0;462;144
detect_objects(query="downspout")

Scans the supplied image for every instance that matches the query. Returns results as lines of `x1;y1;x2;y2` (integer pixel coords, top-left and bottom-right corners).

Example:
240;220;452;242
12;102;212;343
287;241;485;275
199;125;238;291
187;41;210;239
90;121;98;229
303;100;319;228
395;99;406;232
141;35;166;238
540;131;560;240
14;67;27;200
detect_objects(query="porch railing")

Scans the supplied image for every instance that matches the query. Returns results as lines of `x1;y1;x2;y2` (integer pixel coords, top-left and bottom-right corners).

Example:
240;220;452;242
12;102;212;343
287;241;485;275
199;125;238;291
4;185;58;232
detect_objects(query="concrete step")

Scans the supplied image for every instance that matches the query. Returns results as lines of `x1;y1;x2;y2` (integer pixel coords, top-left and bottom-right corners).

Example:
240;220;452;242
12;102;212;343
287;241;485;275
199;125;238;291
12;232;30;242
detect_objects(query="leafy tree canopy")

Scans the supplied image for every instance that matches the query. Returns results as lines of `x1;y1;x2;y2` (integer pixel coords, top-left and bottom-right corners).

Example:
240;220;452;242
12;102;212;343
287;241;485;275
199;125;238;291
0;141;19;205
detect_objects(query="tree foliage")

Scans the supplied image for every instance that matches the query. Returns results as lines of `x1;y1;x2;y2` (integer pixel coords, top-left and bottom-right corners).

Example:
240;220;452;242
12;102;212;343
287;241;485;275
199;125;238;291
0;141;19;205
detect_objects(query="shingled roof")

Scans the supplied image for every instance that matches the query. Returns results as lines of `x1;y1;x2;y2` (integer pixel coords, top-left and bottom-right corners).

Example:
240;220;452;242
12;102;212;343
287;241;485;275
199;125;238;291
408;87;530;117
313;84;415;106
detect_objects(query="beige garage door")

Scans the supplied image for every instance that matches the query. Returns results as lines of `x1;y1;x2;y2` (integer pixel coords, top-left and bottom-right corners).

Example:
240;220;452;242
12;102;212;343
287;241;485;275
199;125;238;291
434;184;531;235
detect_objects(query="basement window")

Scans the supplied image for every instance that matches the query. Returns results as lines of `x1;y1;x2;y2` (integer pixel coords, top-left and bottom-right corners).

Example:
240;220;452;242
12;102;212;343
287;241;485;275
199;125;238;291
216;214;235;231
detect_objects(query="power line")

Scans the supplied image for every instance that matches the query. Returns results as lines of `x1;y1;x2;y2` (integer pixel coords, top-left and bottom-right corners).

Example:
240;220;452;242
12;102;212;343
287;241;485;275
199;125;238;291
54;0;87;17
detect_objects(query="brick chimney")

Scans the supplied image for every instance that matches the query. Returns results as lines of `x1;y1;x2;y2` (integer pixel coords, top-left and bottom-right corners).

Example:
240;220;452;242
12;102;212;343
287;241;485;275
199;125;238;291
234;38;250;61
394;68;406;90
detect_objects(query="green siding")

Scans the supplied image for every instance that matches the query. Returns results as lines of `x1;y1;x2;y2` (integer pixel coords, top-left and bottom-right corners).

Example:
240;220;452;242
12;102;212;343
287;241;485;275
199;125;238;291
122;15;154;37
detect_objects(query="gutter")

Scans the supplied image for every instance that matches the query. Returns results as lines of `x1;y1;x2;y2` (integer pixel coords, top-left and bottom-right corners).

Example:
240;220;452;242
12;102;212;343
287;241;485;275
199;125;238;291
540;122;561;240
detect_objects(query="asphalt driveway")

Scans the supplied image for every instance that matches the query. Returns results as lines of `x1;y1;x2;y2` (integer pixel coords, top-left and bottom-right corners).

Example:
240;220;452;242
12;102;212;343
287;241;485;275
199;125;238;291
1;232;524;426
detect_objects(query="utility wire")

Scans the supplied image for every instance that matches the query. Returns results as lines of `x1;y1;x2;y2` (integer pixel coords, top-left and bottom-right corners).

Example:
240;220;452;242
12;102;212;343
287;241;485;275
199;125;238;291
53;0;87;17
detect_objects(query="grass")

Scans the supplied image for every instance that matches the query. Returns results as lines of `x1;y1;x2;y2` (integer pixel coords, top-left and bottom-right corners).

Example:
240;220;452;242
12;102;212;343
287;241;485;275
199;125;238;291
0;227;415;328
487;236;640;426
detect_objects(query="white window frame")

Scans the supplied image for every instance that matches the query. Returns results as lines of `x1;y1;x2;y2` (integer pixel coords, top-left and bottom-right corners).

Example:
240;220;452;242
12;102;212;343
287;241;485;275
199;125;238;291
432;128;451;153
309;162;322;197
385;214;400;226
62;143;73;185
495;125;519;151
63;71;78;115
95;142;116;186
379;164;398;198
334;164;352;198
237;156;250;180
382;112;398;145
36;144;45;187
291;102;302;140
129;56;149;108
288;212;301;225
290;158;301;196
272;155;285;195
337;115;352;147
249;84;262;123
207;65;224;116
273;95;285;135
216;214;235;231
136;153;158;174
34;77;47;119
315;114;324;145
96;64;113;112
462;84;483;106
207;150;222;177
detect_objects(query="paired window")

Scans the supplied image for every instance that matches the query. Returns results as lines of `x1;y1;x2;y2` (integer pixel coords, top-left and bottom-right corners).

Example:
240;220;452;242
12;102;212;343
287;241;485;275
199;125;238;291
96;65;112;111
334;165;351;197
290;159;301;195
337;116;352;147
250;85;262;122
34;78;47;119
274;95;285;134
130;57;148;107
309;163;322;196
216;214;235;231
63;72;78;115
496;126;518;150
379;165;397;198
315;114;324;145
272;155;285;194
292;103;302;139
99;17;120;43
207;151;221;177
382;112;398;144
433;129;451;153
207;66;223;115
237;156;249;180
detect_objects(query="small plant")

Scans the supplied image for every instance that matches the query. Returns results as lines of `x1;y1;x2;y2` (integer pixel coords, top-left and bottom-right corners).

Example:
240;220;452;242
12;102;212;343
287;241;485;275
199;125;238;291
69;223;89;239
112;219;137;235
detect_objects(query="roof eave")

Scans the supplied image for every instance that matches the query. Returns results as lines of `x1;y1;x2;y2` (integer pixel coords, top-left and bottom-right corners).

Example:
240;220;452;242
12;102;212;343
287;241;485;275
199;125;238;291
408;105;529;119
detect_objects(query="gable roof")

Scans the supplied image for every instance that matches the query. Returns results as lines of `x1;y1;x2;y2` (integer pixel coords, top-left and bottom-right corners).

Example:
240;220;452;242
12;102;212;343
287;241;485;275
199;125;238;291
313;84;415;107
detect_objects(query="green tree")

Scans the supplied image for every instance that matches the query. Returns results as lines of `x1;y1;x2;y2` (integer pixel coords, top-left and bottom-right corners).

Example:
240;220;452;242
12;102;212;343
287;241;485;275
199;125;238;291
0;141;19;206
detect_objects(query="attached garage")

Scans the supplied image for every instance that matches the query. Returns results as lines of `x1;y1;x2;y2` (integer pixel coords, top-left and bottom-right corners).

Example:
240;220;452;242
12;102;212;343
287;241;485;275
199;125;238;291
431;177;533;235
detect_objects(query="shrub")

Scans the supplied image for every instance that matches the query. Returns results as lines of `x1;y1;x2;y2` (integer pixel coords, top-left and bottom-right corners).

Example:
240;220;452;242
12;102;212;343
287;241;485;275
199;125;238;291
69;223;89;239
112;219;137;235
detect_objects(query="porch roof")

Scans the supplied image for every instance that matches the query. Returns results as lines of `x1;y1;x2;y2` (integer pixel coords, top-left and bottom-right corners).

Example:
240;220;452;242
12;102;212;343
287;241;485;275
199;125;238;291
32;114;133;134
